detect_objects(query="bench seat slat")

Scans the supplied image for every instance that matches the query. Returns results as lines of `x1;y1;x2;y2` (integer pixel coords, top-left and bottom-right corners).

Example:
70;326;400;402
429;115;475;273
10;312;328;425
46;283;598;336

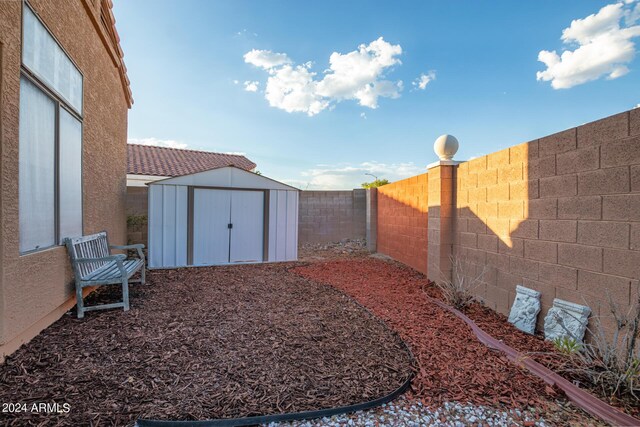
83;259;142;282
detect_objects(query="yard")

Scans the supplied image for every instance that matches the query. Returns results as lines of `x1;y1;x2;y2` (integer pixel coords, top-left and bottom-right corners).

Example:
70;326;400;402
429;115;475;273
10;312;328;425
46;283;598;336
0;247;622;426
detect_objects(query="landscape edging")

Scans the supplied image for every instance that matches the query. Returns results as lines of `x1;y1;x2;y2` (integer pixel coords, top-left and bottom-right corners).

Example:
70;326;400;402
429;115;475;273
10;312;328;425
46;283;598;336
426;295;640;427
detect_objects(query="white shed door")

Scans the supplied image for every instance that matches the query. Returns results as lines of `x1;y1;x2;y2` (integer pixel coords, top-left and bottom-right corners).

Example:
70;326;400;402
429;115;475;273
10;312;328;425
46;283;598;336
193;189;231;265
229;191;264;263
192;189;264;265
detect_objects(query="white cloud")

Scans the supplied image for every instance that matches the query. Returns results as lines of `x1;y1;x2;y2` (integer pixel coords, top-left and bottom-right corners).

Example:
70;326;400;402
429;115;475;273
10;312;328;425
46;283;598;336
128;137;188;149
360;112;367;119
232;79;239;85
537;1;640;89
265;64;329;115
244;80;259;92
244;37;406;116
243;49;291;69
284;161;425;190
224;151;247;156
635;103;640;108
236;29;258;38
413;71;436;90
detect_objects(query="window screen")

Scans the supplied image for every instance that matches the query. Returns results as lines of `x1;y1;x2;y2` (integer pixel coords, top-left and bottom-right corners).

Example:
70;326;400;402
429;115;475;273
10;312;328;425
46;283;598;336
19;77;56;252
59;108;83;242
22;5;83;114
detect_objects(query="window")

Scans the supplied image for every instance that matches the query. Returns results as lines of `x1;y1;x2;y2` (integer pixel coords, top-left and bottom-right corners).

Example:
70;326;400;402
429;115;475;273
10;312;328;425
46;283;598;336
19;3;83;253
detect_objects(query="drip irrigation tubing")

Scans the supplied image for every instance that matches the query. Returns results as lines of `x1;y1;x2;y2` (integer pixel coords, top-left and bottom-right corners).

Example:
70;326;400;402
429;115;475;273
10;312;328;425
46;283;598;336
425;294;640;427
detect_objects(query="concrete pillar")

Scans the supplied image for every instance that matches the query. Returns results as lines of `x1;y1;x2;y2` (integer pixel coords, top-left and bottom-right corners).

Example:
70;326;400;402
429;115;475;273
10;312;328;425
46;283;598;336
427;135;461;284
427;162;458;283
366;188;377;251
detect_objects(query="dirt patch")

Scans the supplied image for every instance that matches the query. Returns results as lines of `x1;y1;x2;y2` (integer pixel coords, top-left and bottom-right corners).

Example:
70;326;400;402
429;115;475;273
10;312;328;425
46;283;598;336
0;263;413;426
294;258;602;425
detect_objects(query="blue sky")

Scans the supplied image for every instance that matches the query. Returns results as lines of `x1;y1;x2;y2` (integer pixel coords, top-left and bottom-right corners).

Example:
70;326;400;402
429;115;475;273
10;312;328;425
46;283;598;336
114;0;640;189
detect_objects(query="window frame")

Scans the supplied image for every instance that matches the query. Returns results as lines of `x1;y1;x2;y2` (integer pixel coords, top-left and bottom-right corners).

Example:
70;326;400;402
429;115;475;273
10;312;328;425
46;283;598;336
19;1;85;255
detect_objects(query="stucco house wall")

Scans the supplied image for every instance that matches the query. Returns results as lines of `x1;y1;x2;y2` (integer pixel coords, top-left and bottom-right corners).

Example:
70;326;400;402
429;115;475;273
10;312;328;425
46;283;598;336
0;0;131;361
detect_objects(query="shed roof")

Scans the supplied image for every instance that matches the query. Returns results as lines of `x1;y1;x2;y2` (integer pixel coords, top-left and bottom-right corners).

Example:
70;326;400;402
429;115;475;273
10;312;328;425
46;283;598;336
149;166;298;191
127;144;257;177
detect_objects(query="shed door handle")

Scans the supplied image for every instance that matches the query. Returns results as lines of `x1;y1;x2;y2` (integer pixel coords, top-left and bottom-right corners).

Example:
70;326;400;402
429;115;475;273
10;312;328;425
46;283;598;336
228;223;233;229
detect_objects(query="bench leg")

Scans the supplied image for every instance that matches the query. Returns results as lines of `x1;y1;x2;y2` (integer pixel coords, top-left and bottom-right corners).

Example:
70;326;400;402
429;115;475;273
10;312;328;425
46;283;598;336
122;279;130;312
141;266;146;285
76;284;85;319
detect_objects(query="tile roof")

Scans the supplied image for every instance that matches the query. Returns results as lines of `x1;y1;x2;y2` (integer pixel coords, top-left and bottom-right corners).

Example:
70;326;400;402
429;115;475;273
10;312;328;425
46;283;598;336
127;144;257;177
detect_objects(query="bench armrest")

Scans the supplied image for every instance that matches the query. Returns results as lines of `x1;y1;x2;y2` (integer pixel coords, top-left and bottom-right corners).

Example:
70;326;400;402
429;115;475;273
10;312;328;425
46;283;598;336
110;244;145;262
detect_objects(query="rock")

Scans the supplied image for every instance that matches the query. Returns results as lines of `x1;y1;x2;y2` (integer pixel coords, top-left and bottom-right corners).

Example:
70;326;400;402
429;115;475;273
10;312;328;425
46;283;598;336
508;285;541;334
544;298;591;343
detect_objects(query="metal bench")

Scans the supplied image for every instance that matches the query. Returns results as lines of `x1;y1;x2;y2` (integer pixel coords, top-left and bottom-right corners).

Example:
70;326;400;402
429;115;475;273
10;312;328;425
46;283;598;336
65;232;145;318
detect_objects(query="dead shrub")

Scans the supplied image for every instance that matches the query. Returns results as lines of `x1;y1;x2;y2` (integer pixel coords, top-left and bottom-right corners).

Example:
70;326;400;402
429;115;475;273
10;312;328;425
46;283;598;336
555;293;640;401
435;255;486;310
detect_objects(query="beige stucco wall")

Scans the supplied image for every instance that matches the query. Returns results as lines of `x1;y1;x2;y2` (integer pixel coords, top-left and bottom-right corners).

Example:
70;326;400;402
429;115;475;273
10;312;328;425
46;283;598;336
0;0;129;360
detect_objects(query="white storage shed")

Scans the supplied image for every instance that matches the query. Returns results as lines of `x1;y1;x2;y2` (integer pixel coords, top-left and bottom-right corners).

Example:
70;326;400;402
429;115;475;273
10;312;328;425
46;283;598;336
147;166;299;268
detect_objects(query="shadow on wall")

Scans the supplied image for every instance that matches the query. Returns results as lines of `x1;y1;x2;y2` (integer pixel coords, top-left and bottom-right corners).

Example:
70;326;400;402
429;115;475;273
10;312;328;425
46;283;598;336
377;174;429;274
377;109;640;334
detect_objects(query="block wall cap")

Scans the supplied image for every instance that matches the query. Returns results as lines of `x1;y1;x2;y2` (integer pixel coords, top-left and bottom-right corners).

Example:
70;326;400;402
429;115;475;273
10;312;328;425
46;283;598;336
427;160;461;169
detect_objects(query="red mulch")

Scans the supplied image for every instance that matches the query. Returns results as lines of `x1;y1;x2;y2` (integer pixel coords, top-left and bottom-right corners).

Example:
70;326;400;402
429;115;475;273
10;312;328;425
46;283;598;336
294;258;603;425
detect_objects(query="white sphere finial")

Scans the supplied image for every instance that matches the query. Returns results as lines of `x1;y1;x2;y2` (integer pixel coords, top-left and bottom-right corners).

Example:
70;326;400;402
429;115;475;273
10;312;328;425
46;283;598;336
434;134;459;161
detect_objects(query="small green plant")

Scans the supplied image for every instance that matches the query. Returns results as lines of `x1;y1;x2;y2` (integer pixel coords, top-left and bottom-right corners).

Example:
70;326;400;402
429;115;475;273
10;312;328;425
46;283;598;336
127;214;147;228
553;336;582;355
361;178;389;189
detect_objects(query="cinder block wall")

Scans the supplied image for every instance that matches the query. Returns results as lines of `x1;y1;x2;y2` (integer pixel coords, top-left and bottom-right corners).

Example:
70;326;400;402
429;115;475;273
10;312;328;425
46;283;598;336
298;190;366;244
377;174;429;274
126;187;148;245
126;187;148;216
452;110;640;329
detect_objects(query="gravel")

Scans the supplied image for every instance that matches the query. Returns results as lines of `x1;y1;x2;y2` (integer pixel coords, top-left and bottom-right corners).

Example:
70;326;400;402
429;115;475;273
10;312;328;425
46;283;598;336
266;397;548;426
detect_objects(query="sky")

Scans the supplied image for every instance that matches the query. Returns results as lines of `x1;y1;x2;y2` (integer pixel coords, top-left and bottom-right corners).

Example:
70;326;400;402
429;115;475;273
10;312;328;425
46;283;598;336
113;0;640;190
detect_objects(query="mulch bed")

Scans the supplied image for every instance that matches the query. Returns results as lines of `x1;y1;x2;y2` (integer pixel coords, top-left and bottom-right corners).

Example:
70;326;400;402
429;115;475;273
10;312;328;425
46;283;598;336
0;263;413;426
294;258;604;425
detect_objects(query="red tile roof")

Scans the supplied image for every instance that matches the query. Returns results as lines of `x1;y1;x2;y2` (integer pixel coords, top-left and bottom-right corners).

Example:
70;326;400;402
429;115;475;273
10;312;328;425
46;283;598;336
127;144;257;177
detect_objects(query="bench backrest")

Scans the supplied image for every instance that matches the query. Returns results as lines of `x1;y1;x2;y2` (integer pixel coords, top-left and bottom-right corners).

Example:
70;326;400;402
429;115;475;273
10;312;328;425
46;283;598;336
65;232;111;278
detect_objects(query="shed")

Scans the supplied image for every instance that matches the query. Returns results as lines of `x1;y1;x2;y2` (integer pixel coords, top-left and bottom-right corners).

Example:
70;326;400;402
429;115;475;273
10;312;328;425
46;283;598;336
147;166;299;268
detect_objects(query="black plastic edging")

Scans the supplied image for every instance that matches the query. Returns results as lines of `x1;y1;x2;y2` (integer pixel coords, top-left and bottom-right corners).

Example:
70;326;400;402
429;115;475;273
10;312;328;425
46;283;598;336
136;371;412;427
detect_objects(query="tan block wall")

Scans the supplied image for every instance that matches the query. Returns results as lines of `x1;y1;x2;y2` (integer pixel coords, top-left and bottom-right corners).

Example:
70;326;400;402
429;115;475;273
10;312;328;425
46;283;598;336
126;187;148;245
454;111;640;329
1;0;129;360
298;190;366;244
372;109;640;333
377;174;429;274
